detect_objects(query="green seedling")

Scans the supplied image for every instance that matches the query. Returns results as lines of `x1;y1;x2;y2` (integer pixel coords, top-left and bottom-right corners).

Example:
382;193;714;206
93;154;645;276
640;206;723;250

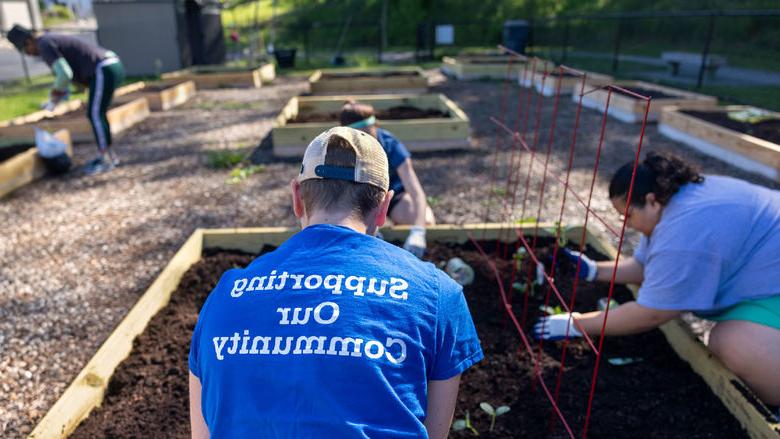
426;195;441;207
452;410;479;436
491;186;507;197
207;150;244;169
546;221;569;247
539;304;565;315
479;402;511;432
227;164;265;184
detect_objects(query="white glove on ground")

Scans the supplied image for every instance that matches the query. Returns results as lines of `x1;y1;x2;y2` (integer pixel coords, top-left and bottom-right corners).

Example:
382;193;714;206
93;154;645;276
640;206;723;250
533;312;583;341
403;226;426;258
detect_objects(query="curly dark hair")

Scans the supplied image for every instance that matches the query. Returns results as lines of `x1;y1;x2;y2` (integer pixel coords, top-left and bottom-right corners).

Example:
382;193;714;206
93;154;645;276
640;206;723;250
609;152;704;206
340;100;375;127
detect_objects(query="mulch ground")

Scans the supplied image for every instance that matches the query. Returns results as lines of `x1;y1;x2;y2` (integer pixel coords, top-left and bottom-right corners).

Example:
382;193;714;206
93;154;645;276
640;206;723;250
70;242;746;438
1;69;777;437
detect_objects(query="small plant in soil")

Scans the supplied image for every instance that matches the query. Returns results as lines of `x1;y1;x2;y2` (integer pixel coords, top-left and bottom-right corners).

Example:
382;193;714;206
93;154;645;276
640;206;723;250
452;410;480;436
426;195;441;207
207;150;244;169
227;164;265;184
452;403;511;435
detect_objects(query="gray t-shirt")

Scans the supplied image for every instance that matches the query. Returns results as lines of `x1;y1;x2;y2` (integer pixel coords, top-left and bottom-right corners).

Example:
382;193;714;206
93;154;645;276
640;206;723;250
633;176;780;314
37;33;110;85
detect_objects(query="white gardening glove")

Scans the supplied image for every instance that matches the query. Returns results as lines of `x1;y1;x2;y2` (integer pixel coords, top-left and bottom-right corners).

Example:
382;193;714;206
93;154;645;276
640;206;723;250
403;226;426;258
533;312;582;341
40;89;70;112
40;100;57;112
560;248;598;282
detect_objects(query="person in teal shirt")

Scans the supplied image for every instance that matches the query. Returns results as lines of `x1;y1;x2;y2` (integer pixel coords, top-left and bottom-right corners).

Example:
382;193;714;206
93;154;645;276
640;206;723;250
535;152;780;408
8;24;125;174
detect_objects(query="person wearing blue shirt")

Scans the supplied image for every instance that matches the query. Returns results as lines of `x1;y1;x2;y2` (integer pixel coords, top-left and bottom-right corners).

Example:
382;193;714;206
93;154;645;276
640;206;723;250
535;152;780;408
189;126;483;438
340;101;436;258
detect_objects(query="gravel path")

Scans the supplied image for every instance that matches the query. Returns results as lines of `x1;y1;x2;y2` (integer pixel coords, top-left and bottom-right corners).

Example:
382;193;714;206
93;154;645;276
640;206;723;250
1;71;777;437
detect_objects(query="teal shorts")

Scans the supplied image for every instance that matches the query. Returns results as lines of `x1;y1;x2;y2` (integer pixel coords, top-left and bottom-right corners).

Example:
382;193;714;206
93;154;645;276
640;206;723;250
704;295;780;331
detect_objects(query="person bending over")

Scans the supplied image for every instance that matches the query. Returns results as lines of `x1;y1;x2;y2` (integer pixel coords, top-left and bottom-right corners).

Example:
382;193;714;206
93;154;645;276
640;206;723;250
8;24;125;175
340;100;436;258
189;126;483;438
535;152;780;408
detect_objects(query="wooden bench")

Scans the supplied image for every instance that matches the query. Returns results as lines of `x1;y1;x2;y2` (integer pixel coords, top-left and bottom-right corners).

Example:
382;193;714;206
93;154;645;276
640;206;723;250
661;51;726;77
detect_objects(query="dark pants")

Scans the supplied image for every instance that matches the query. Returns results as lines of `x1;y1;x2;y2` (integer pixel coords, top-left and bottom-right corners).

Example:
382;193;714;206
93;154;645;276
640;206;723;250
87;59;125;152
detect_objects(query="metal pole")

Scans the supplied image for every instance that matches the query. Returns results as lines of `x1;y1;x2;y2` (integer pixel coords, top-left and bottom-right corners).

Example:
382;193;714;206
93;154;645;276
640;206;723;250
611;18;623;73
20;52;32;85
561;18;570;63
697;15;716;89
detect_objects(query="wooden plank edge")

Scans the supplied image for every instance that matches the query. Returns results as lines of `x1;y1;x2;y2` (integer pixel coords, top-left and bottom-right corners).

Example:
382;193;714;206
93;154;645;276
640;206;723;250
0;129;72;198
28;229;205;439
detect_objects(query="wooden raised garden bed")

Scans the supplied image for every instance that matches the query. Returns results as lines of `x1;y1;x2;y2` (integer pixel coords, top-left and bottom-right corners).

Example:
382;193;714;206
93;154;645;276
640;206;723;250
272;93;471;157
308;67;428;95
126;80;197;111
0;93;150;142
659;105;780;182
161;62;275;89
29;224;779;438
532;70;613;97
0;129;72;198
576;80;717;123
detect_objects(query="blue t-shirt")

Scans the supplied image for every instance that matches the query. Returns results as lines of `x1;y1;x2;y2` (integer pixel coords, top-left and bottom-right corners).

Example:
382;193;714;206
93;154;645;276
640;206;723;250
377;128;411;195
633;176;780;314
189;224;483;438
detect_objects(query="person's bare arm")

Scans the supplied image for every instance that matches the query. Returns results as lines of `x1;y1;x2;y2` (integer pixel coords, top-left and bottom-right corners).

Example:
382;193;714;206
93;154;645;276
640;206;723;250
396;159;428;227
595;256;644;284
574;301;680;336
424;374;461;439
190;372;209;439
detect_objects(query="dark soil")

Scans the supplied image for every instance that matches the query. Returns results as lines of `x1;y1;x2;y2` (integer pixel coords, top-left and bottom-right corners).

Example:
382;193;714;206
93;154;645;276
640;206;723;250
0;142;34;162
70;250;262;439
321;71;419;79
70;241;746;438
291;105;448;123
682;110;780;145
612;86;678;100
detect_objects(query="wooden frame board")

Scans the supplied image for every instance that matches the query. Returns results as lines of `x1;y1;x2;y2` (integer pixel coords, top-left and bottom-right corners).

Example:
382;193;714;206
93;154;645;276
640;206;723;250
308;67;428;95
29;223;779;438
532;70;613;97
659;105;780;182
120;80;197;111
0;96;150;142
272;93;471;157
576;80;717;123
0;129;72;198
161;62;275;89
442;55;554;81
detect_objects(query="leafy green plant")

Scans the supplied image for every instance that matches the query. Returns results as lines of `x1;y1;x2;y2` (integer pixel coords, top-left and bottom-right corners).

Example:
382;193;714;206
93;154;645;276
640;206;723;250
426;195;441;207
452;410;479;436
546;221;569;247
227;164;265;184
491;186;507;197
207;150;244;169
480;402;511;433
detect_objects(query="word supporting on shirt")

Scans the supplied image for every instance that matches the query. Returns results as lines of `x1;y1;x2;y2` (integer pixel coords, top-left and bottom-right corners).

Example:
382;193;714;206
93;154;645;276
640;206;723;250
229;270;410;301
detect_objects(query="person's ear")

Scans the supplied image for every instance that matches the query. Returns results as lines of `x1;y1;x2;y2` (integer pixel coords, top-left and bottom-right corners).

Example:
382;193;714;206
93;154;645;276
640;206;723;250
645;192;658;207
373;190;393;228
290;179;305;219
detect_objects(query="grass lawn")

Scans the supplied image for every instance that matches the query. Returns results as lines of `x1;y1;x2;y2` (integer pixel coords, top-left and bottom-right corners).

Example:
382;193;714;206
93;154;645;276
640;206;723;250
0;75;158;121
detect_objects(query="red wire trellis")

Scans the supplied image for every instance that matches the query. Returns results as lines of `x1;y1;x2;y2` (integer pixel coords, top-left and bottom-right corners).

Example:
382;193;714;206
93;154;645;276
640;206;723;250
473;45;652;438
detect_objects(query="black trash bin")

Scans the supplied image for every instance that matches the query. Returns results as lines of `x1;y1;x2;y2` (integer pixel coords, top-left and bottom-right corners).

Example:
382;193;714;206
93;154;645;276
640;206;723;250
503;20;529;54
274;49;297;68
